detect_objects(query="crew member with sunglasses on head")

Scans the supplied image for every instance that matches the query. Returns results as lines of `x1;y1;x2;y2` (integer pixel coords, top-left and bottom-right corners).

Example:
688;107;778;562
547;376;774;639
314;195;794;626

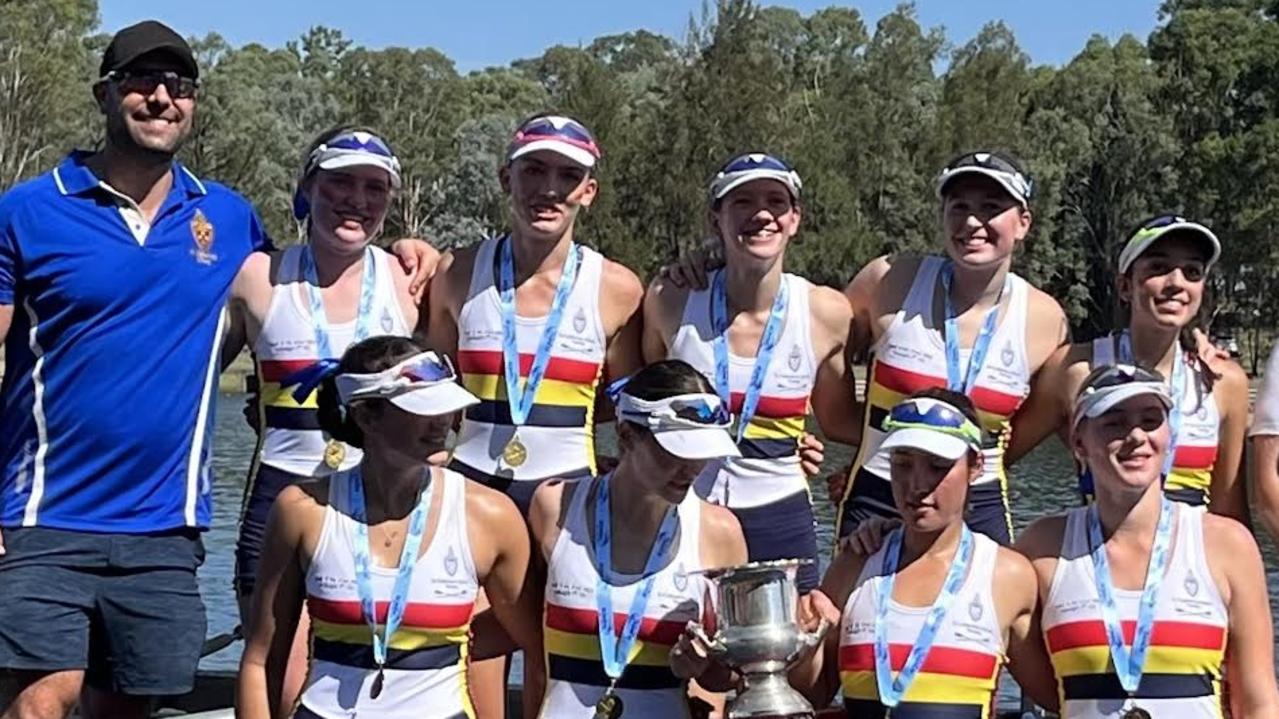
643;153;860;594
526;360;748;718
1016;364;1278;718
238;336;542;719
423;113;645;716
788;388;1057;716
1007;217;1249;521
832;152;1070;545
222;126;427;712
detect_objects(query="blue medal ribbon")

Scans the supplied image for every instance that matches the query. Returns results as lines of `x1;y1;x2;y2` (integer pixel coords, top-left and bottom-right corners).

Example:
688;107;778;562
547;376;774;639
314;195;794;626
349;467;432;695
873;524;974;707
939;262;1010;393
710;269;789;443
498;235;580;426
593;473;679;682
300;245;379;360
1117;332;1185;478
1087;496;1174;694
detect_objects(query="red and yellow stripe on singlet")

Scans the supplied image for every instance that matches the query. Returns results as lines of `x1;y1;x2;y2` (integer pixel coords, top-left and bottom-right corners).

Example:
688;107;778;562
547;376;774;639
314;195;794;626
839;642;1001;717
864;361;1022;444
258;358;322;430
307;596;474;672
1046;619;1226;705
457;349;601;428
1165;445;1217;505
542;602;685;690
730;391;807;459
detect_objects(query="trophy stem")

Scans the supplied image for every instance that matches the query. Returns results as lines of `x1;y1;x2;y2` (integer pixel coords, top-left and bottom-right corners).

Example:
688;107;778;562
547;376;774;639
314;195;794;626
728;671;815;719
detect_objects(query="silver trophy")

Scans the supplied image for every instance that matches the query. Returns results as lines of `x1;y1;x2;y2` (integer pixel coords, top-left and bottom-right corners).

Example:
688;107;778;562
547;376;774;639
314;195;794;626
690;559;830;719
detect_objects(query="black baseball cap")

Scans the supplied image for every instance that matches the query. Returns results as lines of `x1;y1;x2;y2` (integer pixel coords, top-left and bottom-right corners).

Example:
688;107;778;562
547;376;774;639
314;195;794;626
100;21;198;79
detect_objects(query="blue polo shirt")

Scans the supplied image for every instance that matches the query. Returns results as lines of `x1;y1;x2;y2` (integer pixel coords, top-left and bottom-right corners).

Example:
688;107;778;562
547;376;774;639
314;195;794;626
0;151;268;533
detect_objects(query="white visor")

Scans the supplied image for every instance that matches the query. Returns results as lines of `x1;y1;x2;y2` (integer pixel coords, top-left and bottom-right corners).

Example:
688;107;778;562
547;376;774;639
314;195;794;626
336;351;478;417
878;428;973;461
1117;217;1221;274
1072;377;1173;430
507;139;598;169
616;392;741;461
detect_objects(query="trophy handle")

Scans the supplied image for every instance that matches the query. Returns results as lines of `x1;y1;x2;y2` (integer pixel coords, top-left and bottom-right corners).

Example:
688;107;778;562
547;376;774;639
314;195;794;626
687;622;728;659
791;618;831;661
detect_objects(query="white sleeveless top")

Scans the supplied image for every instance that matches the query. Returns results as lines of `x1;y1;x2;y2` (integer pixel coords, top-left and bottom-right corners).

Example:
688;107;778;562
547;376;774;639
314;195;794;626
853;256;1031;511
670;270;817;508
453;237;607;481
837;531;1004;715
299;469;479;719
1091;334;1221;506
539;477;710;718
254;245;410;476
1042;504;1228;718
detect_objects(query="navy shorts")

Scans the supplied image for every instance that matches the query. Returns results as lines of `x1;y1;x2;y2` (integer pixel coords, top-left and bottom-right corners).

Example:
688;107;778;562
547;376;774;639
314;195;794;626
0;526;207;694
837;468;1013;545
728;490;820;593
235;463;309;598
449;459;591;517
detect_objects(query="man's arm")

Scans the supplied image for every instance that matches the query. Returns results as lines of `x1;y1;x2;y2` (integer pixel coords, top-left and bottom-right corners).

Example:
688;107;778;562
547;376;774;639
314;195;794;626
420;249;464;354
594;261;645;426
641;276;686;364
0;304;11;353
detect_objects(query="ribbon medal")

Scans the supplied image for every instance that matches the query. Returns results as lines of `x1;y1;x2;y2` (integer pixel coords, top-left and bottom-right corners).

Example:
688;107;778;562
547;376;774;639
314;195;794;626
348;467;432;699
301;245;378;471
939;262;1010;395
873;525;975;707
1117;332;1185;479
593;474;678;715
497;236;581;470
709;269;789;444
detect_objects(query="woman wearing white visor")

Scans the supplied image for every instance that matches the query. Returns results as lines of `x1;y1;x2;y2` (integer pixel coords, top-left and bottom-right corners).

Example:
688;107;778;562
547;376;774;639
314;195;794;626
1009;216;1249;520
789;388;1055;716
526;359;748;718
1018;364;1277;718
238;336;541;719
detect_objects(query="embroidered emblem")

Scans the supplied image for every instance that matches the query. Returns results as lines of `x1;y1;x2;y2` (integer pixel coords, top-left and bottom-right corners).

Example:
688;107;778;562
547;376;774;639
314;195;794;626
190;209;217;265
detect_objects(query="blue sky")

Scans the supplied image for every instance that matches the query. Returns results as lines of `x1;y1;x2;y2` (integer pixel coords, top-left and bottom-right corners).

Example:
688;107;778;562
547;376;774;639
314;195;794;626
99;1;1164;72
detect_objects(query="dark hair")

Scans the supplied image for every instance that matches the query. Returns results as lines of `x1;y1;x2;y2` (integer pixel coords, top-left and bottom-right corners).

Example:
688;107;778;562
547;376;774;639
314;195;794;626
621;359;715;401
904;387;982;432
316;335;424;449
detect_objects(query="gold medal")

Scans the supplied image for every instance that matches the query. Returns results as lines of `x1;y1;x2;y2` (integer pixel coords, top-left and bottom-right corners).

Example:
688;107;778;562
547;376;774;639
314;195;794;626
593;690;623;718
324;439;346;470
1121;708;1151;719
502;435;528;468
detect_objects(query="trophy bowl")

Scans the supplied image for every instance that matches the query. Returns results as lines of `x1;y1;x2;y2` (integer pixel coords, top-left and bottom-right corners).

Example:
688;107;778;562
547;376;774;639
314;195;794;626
690;559;829;719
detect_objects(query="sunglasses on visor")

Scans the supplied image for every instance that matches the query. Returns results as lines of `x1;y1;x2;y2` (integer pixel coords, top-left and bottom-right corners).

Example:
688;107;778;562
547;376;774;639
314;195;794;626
398;353;457;384
939;152;1033;200
884;399;984;447
512;117;599;151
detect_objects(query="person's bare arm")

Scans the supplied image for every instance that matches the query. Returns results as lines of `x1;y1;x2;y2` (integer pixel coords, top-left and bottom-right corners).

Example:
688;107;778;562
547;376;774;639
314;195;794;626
1012;515;1069;712
420;248;468;353
221;252;270;371
597;261;645;416
809;285;861;446
789;548;863;708
1251;435;1279;547
388;238;441;297
1203;514;1279;717
0;304;11;356
998;547;1059;712
236;484;315;719
670;504;748;693
1006;343;1072;466
523;480;574;716
641;276;688;364
1206;361;1250;525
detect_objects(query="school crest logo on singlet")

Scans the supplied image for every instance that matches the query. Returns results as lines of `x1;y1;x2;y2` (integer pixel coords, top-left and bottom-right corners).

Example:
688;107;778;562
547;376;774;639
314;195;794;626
573;307;588;334
673;563;688;592
1184;572;1200;598
1001;341;1015;368
445;546;459;577
381;307;394;332
969;594;983;621
788;344;803;372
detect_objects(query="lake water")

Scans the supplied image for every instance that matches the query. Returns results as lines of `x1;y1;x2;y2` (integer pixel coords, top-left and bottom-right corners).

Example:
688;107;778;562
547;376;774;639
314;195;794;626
201;394;1279;704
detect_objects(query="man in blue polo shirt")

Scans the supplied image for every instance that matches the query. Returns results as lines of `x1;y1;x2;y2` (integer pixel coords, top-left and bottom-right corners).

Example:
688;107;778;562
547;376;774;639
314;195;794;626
0;22;262;719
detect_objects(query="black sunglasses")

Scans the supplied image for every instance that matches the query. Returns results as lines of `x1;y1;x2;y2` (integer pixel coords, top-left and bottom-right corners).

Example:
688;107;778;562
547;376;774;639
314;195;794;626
106;71;199;100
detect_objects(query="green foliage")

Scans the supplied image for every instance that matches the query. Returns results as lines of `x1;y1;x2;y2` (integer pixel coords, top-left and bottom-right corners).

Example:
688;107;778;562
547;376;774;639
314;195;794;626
4;0;1279;348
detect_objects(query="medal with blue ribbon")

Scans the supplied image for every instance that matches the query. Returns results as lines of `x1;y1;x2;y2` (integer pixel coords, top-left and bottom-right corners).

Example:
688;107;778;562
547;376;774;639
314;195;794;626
873;524;974;707
301;245;378;469
1117;332;1185;479
497;235;580;469
348;467;432;699
710;269;789;444
1088;496;1174;714
939;262;1010;395
593;473;679;717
